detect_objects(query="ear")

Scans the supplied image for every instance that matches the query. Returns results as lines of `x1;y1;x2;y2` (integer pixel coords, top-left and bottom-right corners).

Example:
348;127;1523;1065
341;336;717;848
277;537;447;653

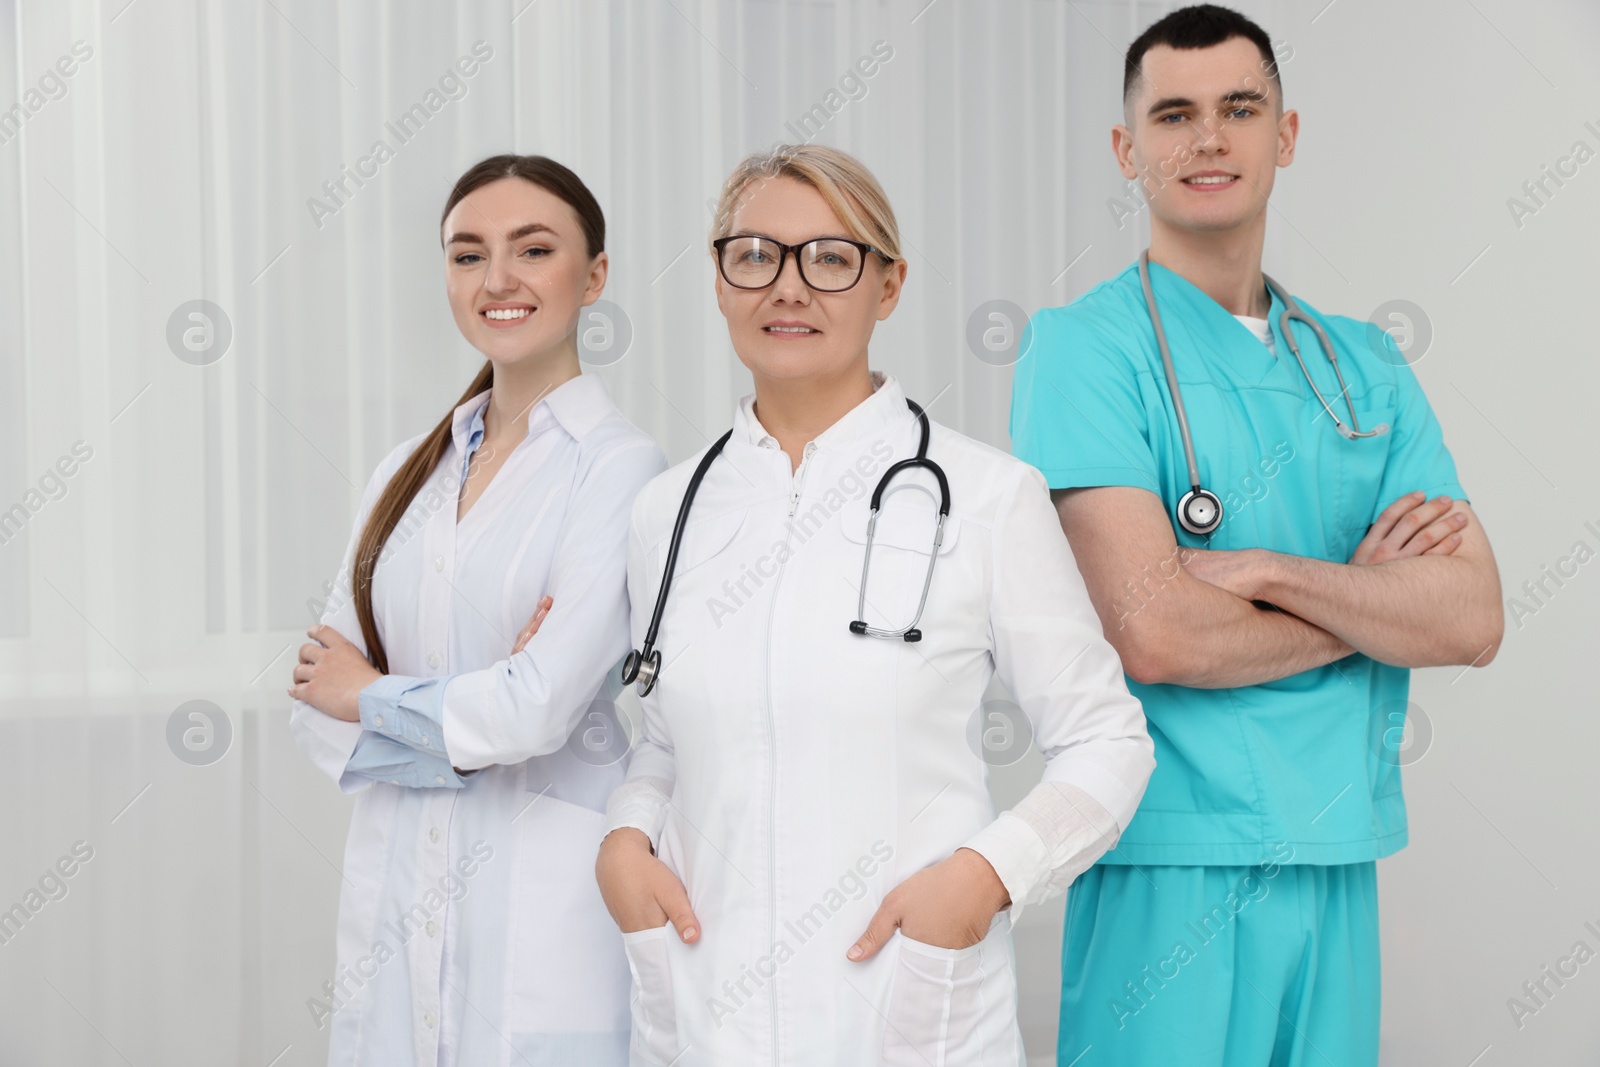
875;257;907;322
1112;123;1138;180
581;250;609;306
1277;108;1299;168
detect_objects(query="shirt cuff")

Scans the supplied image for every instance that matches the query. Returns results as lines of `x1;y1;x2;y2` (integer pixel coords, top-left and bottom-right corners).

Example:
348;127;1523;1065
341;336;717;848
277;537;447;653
341;732;468;791
603;777;673;851
359;674;451;758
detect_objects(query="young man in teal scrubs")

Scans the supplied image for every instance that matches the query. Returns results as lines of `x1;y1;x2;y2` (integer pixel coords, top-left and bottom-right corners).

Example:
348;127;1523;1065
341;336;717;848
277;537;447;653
1009;6;1504;1064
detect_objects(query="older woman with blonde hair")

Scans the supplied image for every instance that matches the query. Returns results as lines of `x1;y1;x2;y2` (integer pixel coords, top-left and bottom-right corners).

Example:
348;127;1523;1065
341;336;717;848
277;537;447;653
595;143;1154;1065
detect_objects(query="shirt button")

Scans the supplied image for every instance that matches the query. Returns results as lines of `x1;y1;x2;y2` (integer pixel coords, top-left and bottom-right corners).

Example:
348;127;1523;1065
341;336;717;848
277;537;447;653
420;734;430;747
426;920;438;937
373;715;384;728
427;652;441;669
435;775;446;784
434;556;444;572
429;826;440;843
424;1011;437;1029
389;779;399;786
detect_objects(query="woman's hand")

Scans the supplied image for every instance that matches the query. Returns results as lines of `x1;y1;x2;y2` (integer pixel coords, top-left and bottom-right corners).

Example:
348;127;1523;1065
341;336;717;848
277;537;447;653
288;594;549;727
847;847;1010;960
596;828;701;942
288;625;381;722
511;595;553;654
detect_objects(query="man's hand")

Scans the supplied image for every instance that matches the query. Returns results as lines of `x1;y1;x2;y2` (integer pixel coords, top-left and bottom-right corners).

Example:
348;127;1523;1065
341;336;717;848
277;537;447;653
847;848;1009;961
1179;546;1265;601
289;625;381;722
1350;492;1467;565
596;828;701;941
1182;491;1472;601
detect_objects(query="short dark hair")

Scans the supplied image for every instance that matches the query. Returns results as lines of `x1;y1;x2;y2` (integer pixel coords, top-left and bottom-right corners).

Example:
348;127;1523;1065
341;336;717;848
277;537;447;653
1123;4;1281;111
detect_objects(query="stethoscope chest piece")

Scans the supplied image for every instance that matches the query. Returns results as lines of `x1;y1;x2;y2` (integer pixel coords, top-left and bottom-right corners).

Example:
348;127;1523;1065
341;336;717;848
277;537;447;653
621;646;661;697
1177;487;1223;537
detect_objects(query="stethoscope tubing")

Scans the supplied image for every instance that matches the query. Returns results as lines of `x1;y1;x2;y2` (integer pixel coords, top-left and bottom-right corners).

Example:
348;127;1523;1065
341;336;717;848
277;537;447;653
625;396;950;694
1137;248;1389;537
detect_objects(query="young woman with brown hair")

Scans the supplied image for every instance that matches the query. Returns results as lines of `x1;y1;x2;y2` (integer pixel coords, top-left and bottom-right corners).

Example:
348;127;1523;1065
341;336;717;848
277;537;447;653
289;154;663;1066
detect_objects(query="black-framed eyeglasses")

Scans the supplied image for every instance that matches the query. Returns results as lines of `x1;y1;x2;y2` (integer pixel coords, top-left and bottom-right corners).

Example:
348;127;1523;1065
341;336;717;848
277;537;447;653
712;234;889;293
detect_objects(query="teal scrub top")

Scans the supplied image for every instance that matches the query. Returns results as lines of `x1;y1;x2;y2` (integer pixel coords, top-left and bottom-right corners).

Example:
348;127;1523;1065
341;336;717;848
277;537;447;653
1009;258;1465;867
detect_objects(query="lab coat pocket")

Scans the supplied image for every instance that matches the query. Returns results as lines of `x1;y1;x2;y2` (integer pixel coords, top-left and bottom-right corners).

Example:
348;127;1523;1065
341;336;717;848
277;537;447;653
622;921;682;1066
650;506;748;579
840;504;961;634
509;794;631;1038
881;917;995;1067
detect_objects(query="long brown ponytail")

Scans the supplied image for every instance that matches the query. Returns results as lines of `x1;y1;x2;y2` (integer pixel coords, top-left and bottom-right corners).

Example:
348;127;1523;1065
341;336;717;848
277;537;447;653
350;154;606;674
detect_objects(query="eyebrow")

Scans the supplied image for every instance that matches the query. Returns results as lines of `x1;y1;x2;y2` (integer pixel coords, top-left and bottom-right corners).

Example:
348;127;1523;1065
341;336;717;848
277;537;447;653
445;222;556;246
1146;88;1271;117
728;231;861;244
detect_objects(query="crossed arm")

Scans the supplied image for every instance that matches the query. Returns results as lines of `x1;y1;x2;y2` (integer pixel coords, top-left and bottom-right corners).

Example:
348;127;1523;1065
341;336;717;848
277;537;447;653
1057;486;1504;688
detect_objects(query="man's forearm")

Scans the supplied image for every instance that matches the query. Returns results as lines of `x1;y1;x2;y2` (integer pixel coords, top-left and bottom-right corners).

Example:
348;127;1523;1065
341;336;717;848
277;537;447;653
1255;551;1502;667
1121;575;1353;688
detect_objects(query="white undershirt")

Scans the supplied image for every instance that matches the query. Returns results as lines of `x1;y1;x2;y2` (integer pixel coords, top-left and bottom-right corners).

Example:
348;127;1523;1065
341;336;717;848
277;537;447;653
1235;313;1276;356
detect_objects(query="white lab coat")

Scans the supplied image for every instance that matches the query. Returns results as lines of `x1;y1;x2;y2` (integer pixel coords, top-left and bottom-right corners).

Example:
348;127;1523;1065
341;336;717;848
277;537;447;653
291;373;666;1066
605;372;1153;1066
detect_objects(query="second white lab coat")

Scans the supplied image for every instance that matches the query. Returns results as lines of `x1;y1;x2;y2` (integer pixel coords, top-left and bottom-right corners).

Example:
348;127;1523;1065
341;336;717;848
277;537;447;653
605;371;1153;1066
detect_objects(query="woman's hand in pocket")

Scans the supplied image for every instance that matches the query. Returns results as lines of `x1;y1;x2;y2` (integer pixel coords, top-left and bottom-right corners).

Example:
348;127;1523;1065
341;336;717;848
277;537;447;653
848;847;1010;960
596;828;701;942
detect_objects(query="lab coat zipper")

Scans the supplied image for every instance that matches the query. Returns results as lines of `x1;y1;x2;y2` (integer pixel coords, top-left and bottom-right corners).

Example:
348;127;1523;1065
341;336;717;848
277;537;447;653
787;441;815;518
767;440;815;1063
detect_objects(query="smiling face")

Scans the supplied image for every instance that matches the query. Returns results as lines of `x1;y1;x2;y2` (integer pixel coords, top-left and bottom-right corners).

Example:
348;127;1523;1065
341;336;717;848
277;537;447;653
713;175;905;386
1114;36;1297;238
441;177;606;366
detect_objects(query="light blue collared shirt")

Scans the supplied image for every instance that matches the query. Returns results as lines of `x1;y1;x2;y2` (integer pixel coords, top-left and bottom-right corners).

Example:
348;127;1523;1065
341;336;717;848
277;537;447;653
342;402;488;787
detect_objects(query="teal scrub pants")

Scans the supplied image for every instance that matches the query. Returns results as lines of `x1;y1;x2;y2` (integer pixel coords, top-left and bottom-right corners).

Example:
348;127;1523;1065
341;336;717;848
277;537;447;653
1059;862;1380;1067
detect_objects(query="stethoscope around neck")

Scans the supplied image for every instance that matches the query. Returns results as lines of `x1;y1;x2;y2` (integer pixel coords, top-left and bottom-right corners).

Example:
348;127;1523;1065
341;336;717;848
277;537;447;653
1137;248;1389;538
622;396;948;697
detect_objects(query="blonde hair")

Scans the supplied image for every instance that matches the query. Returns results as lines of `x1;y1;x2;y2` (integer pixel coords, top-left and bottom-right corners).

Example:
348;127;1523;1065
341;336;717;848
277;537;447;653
708;144;902;263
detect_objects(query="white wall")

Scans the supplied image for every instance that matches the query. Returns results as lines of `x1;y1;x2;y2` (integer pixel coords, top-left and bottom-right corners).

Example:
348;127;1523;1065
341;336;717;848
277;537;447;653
0;1;1594;1064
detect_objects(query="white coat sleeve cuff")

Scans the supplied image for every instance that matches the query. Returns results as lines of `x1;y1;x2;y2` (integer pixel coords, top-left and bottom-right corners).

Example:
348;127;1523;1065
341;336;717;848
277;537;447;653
289;700;367;794
603;776;673;851
960;812;1051;923
960;781;1123;924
